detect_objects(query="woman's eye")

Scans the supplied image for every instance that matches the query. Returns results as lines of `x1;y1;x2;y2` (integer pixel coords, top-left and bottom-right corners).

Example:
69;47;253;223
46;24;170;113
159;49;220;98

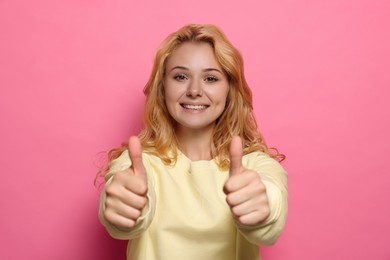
173;74;187;81
205;76;218;82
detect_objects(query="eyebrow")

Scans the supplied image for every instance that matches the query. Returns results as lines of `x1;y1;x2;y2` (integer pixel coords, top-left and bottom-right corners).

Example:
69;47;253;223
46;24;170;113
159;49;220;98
168;66;223;74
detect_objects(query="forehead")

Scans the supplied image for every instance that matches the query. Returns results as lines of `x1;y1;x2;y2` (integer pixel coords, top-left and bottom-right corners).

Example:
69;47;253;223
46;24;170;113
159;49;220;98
165;42;222;70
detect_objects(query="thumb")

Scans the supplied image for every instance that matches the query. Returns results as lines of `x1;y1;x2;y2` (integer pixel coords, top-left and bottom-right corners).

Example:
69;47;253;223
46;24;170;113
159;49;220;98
229;136;243;176
128;136;146;179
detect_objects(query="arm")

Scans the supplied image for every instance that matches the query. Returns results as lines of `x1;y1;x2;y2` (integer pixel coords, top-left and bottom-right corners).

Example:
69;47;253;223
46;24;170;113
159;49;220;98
224;137;288;246
237;152;288;246
98;137;156;240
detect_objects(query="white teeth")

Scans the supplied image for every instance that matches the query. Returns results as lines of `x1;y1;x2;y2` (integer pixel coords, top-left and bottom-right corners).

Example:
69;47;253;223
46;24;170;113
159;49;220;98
182;104;208;110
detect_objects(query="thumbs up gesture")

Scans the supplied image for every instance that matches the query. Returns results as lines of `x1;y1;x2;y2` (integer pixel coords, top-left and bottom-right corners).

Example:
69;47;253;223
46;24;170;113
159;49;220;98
103;136;148;229
224;136;270;227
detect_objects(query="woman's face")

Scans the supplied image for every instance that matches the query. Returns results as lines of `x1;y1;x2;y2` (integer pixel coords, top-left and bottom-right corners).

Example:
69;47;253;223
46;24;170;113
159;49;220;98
164;42;229;133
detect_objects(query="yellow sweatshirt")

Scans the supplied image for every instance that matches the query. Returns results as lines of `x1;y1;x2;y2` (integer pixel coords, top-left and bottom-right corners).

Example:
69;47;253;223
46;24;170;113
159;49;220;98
99;150;288;260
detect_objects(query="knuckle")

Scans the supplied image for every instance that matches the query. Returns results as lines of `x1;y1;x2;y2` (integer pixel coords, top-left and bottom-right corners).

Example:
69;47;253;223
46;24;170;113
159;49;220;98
255;194;268;207
247;171;261;181
129;219;137;228
256;209;270;224
237;216;247;226
253;181;266;194
262;206;270;219
255;186;266;195
138;182;148;194
223;185;229;195
133;196;147;209
133;209;142;219
123;219;136;229
103;210;114;223
105;185;117;196
138;197;148;208
105;196;116;209
226;194;235;206
247;171;257;178
114;170;132;182
112;171;126;181
259;181;267;191
104;198;112;208
231;206;240;216
224;181;233;192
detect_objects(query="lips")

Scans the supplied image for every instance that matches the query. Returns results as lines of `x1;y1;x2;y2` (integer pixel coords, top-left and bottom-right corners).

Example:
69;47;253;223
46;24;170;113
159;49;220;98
180;103;209;110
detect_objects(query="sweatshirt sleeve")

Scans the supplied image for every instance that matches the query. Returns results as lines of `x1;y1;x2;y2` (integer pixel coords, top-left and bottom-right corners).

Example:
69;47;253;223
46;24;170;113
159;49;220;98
98;150;156;240
237;152;288;246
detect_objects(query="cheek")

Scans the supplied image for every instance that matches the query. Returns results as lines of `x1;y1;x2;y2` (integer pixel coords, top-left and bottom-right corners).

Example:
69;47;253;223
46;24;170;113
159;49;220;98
164;81;179;101
216;86;230;105
164;92;175;110
163;83;172;102
163;86;177;115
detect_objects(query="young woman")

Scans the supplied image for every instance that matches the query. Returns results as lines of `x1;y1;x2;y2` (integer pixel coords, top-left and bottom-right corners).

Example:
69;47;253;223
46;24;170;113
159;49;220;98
98;24;288;260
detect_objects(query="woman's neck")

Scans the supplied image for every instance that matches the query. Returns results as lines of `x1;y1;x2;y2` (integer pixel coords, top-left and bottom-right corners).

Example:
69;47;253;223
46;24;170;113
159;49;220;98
175;126;214;161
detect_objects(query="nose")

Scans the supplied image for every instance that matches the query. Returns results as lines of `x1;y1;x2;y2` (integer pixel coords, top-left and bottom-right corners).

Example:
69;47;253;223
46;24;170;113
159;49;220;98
186;80;203;97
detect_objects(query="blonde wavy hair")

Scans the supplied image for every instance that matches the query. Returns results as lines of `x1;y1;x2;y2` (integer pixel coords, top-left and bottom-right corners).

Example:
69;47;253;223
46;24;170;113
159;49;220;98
99;24;284;178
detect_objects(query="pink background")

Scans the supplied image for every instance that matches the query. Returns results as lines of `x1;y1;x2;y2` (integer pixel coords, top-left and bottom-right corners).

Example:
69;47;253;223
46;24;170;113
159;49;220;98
1;0;389;259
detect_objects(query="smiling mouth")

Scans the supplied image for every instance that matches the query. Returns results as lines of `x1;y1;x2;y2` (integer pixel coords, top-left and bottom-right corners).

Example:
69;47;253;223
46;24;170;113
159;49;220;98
180;104;209;110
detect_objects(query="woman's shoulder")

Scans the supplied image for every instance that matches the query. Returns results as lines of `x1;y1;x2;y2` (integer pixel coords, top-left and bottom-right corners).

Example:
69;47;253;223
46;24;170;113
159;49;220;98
242;151;287;176
243;150;271;163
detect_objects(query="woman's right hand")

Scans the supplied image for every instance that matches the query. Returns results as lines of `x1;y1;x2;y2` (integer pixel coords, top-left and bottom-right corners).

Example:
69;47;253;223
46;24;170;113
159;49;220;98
103;136;148;230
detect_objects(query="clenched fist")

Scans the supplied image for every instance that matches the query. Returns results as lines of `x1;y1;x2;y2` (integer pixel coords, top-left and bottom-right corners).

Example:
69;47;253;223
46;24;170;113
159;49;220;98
103;136;148;230
224;136;270;226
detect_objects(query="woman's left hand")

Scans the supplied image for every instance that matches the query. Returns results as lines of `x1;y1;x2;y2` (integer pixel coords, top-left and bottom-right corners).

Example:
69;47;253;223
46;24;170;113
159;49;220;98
223;136;270;227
